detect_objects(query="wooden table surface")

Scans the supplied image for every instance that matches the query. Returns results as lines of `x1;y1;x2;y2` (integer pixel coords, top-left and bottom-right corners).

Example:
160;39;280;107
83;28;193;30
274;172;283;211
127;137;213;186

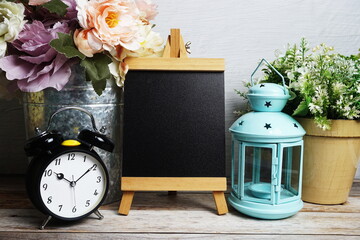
0;175;359;239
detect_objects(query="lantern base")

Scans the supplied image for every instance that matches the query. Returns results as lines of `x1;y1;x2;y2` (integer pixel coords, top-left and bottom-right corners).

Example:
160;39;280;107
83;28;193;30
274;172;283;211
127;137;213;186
228;193;303;220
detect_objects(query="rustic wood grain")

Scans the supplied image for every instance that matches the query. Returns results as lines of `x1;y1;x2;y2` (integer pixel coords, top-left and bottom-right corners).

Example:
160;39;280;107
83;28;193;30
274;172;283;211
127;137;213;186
124;57;225;71
0;209;360;235
0;233;359;240
121;177;227;191
0;175;360;238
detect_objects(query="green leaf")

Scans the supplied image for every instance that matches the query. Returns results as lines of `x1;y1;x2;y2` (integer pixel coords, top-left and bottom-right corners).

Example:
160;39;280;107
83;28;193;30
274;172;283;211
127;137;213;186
50;33;86;60
42;0;68;16
288;89;297;100
292;100;309;117
80;54;112;96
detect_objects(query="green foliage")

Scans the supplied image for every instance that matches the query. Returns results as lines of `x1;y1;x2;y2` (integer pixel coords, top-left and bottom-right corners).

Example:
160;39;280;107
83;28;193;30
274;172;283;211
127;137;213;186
263;40;360;130
42;0;68;16
235;38;360;130
292;100;308;117
80;54;113;96
50;33;86;60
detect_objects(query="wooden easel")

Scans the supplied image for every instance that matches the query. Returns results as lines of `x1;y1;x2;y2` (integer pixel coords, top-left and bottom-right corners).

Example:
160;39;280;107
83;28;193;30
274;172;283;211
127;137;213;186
118;29;228;216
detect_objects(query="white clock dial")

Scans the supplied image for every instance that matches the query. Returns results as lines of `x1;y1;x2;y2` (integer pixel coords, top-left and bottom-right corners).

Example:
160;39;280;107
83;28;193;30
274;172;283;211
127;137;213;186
39;151;107;219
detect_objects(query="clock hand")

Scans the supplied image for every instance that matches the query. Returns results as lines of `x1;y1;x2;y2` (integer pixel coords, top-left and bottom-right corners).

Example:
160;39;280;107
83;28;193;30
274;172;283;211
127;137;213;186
53;172;72;183
72;175;76;207
75;164;96;183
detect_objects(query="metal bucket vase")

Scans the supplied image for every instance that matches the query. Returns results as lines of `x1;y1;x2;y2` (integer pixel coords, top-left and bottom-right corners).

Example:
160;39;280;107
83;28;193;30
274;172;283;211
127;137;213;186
22;65;123;204
297;118;360;204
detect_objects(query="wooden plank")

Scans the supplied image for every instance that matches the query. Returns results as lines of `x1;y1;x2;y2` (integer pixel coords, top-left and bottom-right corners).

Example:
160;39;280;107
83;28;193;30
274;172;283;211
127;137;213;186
0;209;359;235
162;36;171;58
212;191;228;215
124;57;225;71
1;232;359;240
118;191;134;215
170;28;180;58
350;179;360;196
179;35;189;58
121;177;227;191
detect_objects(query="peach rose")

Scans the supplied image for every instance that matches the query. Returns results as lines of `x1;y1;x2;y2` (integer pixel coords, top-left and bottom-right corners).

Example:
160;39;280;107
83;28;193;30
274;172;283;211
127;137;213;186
135;0;158;21
76;0;142;51
73;28;103;57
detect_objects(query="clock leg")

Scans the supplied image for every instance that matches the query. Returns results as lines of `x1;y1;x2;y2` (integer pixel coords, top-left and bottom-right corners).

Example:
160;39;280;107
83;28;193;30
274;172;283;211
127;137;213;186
40;215;52;230
93;209;104;220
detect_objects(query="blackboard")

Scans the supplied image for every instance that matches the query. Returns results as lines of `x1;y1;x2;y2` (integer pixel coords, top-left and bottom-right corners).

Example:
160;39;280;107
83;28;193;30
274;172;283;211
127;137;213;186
123;70;225;177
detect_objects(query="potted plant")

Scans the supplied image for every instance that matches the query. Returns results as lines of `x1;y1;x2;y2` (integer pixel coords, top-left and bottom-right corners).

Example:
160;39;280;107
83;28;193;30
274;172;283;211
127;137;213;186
258;38;360;204
0;0;164;203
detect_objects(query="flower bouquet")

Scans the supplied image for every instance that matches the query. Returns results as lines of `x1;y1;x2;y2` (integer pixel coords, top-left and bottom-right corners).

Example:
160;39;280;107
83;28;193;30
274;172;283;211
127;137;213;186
0;0;163;96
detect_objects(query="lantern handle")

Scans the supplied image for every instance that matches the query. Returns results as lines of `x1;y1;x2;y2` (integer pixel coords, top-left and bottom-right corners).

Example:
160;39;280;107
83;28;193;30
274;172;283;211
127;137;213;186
250;58;287;95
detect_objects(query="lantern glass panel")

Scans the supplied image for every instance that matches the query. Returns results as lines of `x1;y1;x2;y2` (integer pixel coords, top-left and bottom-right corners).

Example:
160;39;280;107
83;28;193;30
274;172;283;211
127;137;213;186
280;145;301;200
231;140;241;197
245;146;273;200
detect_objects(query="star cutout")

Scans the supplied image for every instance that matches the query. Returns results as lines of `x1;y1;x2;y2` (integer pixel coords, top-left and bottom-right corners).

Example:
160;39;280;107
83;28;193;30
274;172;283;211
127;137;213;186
264;123;272;129
294;123;298;128
264;101;272;108
260;84;265;88
238;120;244;126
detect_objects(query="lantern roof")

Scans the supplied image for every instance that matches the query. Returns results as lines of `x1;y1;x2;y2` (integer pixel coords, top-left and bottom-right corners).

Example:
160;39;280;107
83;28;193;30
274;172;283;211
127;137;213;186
247;83;290;112
229;112;305;143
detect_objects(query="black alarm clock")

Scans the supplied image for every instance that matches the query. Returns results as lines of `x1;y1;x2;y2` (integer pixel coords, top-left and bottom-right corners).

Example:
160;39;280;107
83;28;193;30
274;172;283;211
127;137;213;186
25;107;114;229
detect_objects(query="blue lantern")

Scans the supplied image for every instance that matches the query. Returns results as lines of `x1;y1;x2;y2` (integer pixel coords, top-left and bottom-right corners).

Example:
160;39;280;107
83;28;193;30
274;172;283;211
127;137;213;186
228;59;306;219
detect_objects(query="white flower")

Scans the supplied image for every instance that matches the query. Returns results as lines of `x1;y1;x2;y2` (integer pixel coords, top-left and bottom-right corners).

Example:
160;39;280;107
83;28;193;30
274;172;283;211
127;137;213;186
286;71;295;81
126;25;164;57
108;60;129;87
0;0;26;57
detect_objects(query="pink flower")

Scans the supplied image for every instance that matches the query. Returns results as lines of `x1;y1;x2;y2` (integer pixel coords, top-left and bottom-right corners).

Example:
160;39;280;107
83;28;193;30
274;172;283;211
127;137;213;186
76;0;143;51
135;0;158;21
0;21;75;92
73;29;103;57
28;0;50;6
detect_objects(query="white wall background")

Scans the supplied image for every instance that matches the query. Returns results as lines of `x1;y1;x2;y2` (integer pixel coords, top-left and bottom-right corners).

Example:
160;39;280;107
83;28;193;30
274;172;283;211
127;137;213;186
153;0;360;178
0;0;359;178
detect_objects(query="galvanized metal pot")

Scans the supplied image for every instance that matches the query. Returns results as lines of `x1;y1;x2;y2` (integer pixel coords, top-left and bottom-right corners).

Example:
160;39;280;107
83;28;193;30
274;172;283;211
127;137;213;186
22;65;123;204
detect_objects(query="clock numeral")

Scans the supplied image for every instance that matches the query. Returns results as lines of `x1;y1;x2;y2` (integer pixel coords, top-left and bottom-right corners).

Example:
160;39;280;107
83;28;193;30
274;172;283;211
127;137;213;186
93;164;97;171
68;153;75;161
94;189;98;196
58;205;63;212
42;183;48;191
83;155;87;162
55;158;61;165
96;176;101;183
85;200;90;207
44;169;52;177
47;196;52;204
72;206;77;213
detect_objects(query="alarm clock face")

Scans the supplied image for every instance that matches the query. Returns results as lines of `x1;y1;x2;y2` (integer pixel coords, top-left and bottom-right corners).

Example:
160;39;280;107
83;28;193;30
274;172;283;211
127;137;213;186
38;150;108;220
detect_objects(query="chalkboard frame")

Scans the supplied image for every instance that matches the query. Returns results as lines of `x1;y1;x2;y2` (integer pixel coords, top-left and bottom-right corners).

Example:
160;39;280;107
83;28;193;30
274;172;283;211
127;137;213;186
118;29;228;216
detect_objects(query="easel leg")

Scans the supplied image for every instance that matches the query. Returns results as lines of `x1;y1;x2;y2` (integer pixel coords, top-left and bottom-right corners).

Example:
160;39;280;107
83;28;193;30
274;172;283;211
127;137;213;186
118;191;135;216
212;191;228;215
